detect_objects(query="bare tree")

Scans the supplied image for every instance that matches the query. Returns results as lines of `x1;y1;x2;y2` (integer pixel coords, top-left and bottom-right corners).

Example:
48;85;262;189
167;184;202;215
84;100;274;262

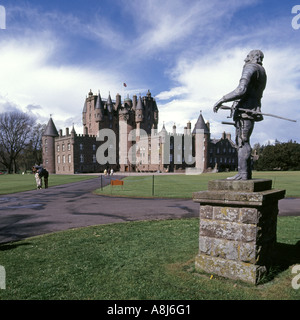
19;123;46;171
0;111;35;173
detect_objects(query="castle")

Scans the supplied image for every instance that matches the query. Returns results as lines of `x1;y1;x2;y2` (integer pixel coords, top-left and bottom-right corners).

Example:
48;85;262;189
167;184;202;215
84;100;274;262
42;90;238;174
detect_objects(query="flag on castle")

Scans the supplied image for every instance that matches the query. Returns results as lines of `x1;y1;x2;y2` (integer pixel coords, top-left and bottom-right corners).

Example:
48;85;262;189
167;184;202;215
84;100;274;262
123;83;127;87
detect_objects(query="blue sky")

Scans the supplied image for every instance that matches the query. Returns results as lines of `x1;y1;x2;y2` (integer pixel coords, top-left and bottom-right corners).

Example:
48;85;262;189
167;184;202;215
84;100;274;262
0;0;300;145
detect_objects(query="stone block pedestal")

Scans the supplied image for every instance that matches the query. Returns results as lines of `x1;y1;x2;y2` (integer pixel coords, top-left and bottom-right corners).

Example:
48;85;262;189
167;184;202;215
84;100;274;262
193;179;285;284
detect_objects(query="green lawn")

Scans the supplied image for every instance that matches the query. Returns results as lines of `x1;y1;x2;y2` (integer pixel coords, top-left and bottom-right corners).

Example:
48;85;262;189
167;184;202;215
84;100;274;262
0;217;299;300
96;171;300;198
0;174;98;195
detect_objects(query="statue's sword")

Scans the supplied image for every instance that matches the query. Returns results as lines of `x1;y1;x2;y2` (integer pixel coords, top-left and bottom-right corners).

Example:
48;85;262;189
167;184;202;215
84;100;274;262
219;105;297;125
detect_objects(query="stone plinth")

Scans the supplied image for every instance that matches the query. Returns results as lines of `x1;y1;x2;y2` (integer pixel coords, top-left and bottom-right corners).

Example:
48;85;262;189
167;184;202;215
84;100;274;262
193;179;285;284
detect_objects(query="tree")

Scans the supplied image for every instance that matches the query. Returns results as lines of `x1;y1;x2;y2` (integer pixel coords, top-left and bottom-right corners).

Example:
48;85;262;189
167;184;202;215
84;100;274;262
18;123;46;172
0;111;35;173
255;140;300;171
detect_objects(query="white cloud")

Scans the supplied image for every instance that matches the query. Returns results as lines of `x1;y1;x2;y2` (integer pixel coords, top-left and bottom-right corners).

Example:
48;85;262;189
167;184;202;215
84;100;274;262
157;46;300;144
1;1;299;147
126;0;258;55
0;34;123;133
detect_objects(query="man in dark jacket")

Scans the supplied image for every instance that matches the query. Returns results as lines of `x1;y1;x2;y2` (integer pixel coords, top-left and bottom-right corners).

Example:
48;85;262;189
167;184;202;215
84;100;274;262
213;50;267;180
32;165;49;189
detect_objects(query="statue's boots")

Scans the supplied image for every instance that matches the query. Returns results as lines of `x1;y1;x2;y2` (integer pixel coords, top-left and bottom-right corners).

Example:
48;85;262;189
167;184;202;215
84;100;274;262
227;144;252;181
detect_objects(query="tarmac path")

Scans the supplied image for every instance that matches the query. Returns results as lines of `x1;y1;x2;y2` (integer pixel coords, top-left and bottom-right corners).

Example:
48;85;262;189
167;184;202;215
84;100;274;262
0;176;299;244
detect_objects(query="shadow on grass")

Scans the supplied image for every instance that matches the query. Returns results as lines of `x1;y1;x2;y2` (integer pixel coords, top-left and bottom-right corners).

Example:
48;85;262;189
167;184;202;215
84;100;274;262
0;241;33;251
262;241;300;283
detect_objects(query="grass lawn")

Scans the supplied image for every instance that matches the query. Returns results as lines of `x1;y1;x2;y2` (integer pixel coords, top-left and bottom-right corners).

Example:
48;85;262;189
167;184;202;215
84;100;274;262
0;217;299;300
0;174;98;195
95;171;300;198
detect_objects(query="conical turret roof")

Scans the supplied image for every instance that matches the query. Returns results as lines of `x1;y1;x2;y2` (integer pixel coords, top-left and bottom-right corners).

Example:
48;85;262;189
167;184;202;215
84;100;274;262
95;91;104;110
192;112;209;134
43;117;59;137
106;92;113;113
136;95;143;110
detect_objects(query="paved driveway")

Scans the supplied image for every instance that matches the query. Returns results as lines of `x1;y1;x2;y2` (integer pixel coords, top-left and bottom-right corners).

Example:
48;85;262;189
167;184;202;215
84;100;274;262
0;176;299;244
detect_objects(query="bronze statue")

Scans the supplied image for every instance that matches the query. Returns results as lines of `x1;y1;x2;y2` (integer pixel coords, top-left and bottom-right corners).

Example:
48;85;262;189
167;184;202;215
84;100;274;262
213;50;267;180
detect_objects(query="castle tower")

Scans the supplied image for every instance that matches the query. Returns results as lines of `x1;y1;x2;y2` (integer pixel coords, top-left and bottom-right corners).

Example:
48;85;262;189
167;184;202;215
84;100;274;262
193;111;210;173
119;96;133;172
82;89;98;136
106;92;113;113
95;91;104;123
140;90;158;133
42;117;59;174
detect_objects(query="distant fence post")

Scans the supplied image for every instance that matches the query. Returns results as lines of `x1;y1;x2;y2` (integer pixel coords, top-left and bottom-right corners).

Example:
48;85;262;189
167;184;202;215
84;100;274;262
152;175;154;196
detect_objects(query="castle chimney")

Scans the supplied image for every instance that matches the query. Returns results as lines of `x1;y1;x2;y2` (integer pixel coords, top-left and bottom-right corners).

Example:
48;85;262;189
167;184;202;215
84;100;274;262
173;124;176;135
187;121;191;134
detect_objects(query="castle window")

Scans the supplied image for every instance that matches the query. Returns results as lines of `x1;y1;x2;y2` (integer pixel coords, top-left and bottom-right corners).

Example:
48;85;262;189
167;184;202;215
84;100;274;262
80;144;83;151
68;143;71;151
80;154;84;163
68;155;71;163
45;147;48;153
62;144;65;152
93;144;96;151
57;156;60;164
45;139;48;145
63;155;66;164
57;145;60;152
93;154;97;163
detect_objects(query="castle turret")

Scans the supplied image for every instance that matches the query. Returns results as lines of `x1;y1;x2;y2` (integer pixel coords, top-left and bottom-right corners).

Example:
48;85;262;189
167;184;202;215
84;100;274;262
42;117;59;174
116;93;121;110
193;111;210;173
82;98;87;126
153;99;159;127
135;95;143;123
132;95;137;110
106;92;113;113
172;123;177;135
95;91;104;122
